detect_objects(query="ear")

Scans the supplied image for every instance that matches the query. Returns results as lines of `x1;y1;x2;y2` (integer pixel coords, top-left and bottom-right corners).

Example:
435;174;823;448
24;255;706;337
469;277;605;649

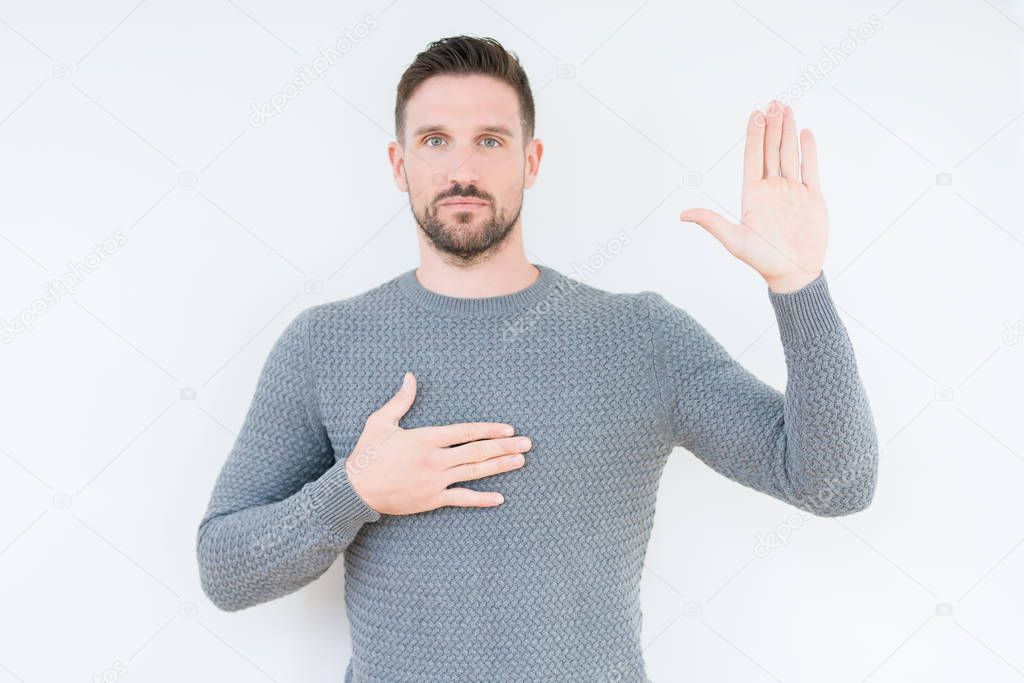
523;138;543;190
388;140;408;192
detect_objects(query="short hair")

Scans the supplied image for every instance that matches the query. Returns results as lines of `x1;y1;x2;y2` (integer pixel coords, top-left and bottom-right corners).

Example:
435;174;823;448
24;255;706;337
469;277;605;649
394;35;535;146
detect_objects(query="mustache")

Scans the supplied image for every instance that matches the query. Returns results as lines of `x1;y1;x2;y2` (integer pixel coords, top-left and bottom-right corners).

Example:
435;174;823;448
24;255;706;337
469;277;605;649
438;186;490;202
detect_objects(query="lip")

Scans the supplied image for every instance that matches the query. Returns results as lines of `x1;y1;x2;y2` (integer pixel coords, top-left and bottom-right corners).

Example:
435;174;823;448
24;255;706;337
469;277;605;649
440;199;487;207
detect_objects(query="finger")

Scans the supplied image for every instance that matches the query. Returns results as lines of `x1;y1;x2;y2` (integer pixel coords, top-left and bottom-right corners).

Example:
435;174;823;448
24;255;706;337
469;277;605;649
764;99;784;177
439;435;532;468
371;372;417;425
743;109;766;186
800;128;821;192
680;208;740;253
417;421;516;448
444;451;526;486
439;487;505;508
780;105;799;180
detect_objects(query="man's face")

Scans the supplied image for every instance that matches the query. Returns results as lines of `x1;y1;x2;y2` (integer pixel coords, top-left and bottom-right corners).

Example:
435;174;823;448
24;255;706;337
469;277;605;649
388;74;542;263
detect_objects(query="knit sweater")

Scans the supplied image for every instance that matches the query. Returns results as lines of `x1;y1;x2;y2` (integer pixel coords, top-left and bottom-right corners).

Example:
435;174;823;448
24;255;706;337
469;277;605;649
196;263;879;682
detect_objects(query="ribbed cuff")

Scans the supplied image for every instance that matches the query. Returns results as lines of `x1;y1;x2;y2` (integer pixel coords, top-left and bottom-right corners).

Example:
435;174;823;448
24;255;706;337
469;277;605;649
768;271;844;343
307;459;382;536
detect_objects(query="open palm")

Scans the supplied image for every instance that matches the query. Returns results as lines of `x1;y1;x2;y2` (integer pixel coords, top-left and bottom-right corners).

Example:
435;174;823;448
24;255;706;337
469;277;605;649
681;100;828;293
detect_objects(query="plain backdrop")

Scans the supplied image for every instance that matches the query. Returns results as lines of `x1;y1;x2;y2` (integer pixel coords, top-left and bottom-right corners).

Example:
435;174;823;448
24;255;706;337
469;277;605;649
1;1;1022;681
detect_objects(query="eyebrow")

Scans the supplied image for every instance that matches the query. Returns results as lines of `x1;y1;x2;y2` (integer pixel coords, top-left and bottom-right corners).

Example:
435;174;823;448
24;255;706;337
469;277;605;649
411;124;516;139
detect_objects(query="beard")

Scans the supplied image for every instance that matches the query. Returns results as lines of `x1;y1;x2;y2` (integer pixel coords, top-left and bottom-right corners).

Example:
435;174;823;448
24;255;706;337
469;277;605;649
411;183;523;264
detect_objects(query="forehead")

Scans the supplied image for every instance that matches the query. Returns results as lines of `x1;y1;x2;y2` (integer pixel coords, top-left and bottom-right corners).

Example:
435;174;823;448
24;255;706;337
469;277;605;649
404;73;521;137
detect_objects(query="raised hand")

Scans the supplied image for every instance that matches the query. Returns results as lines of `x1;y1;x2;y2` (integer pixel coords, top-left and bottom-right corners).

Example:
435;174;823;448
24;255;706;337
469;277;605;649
344;372;531;515
680;99;829;293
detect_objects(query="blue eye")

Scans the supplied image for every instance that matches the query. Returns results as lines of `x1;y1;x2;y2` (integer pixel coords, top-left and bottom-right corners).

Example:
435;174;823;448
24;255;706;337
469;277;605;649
423;136;502;148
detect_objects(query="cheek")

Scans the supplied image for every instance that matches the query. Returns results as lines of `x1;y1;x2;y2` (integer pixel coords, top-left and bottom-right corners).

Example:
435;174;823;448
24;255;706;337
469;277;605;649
496;176;525;205
406;168;444;201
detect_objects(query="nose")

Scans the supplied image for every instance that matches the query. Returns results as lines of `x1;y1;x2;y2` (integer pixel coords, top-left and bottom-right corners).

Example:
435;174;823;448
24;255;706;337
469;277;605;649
442;147;481;188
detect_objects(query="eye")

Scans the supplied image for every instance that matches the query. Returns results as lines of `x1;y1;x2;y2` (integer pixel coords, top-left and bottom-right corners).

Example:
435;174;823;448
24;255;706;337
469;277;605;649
424;135;445;147
481;137;501;148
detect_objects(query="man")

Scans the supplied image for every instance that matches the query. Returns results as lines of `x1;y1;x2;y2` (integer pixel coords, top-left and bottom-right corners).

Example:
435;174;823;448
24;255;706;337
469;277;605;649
196;35;879;682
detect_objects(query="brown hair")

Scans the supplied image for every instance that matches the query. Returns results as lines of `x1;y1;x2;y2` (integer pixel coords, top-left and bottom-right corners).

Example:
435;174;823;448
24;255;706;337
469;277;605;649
394;35;535;146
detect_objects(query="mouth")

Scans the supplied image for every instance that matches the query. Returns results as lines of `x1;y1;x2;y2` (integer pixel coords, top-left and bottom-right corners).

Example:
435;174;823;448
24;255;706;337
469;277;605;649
440;199;487;207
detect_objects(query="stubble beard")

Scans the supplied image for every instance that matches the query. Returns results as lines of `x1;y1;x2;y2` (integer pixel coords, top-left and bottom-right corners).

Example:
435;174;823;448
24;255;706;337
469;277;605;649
412;187;523;266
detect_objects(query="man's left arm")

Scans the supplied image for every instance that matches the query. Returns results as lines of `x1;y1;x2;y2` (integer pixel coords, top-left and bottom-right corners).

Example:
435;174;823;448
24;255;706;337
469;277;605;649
659;99;879;515
642;273;879;516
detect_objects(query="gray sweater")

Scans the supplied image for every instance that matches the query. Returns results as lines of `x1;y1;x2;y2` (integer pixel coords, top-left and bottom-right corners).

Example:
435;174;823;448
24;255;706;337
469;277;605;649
196;263;879;682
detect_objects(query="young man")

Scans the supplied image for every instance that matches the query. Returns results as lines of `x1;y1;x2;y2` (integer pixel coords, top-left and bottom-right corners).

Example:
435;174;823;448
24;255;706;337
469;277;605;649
196;35;879;682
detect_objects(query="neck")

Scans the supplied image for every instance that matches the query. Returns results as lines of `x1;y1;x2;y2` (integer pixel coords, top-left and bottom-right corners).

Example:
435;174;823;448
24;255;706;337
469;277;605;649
414;227;538;298
396;261;556;318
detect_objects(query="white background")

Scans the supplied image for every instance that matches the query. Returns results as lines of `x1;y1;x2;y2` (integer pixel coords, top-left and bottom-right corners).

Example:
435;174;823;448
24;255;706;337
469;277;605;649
1;1;1022;681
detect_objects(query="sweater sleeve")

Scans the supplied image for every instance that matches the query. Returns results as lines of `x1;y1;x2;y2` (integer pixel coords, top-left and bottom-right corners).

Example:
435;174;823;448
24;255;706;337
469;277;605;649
643;272;879;516
196;306;382;612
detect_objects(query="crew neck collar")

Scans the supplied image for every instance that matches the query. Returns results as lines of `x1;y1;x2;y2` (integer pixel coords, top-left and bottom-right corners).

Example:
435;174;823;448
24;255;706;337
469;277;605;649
396;263;559;317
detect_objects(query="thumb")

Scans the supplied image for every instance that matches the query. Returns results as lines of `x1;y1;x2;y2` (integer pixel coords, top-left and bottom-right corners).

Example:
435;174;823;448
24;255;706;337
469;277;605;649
375;372;417;425
680;208;738;249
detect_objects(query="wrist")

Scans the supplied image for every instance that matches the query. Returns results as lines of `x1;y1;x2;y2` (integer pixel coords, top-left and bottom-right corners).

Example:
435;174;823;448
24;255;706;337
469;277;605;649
765;268;822;294
308;458;382;534
344;455;378;512
767;270;843;343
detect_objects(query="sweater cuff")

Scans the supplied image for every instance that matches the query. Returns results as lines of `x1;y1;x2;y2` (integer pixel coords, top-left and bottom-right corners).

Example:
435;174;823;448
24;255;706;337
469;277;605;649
768;271;844;343
307;459;382;536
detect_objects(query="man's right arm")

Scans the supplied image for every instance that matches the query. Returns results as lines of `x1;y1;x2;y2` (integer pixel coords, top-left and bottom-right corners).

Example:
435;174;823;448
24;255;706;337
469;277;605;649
195;307;381;612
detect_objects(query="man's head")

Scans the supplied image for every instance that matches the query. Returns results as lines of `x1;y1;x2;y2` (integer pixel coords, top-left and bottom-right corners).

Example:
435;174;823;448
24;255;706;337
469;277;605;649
388;36;543;265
